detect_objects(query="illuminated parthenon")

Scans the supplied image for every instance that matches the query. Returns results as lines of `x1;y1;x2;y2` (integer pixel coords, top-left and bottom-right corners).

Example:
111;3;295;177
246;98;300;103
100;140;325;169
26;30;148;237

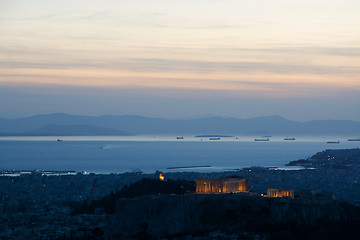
196;178;248;194
195;177;295;198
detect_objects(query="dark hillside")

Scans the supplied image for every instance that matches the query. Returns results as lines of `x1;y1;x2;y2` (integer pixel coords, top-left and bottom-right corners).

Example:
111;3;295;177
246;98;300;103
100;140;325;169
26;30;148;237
71;178;195;215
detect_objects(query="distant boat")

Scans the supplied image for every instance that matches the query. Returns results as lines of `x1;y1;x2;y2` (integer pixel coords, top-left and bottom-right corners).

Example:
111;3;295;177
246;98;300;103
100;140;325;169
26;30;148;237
327;140;340;144
176;136;184;139
235;136;239;139
255;138;269;141
195;135;232;138
57;139;63;142
209;137;220;140
284;137;296;141
348;138;360;141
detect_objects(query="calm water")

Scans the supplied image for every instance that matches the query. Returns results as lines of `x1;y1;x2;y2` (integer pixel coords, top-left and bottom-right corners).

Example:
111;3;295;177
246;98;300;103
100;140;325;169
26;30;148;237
0;135;359;173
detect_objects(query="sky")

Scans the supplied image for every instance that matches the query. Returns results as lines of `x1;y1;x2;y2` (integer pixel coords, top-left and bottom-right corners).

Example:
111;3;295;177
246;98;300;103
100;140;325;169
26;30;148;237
0;0;359;121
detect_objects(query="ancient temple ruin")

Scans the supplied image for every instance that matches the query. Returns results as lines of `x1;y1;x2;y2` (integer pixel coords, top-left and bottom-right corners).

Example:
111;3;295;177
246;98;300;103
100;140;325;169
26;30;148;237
267;188;294;198
196;178;248;194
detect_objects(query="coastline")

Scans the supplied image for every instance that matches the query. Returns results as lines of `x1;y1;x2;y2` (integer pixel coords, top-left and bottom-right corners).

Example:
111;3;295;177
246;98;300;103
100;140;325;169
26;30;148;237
1;136;359;173
1;148;360;239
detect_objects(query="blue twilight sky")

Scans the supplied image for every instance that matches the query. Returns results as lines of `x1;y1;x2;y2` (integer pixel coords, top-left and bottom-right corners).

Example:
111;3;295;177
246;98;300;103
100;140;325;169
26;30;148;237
0;0;359;121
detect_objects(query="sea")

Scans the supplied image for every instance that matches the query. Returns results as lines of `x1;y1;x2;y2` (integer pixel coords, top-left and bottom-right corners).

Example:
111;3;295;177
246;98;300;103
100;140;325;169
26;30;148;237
0;135;359;174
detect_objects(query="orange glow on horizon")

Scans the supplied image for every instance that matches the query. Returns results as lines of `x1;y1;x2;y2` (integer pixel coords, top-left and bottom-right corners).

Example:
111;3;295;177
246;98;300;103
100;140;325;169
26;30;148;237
1;67;359;94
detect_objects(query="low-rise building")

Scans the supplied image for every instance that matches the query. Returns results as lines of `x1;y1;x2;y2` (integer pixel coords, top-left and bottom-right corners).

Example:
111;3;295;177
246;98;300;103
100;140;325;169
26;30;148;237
196;178;248;193
267;188;294;198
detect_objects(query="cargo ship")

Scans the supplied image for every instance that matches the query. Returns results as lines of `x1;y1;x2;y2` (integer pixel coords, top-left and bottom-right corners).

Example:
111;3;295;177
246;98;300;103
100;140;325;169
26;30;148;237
348;138;360;141
209;137;220;140
254;138;269;141
284;137;296;140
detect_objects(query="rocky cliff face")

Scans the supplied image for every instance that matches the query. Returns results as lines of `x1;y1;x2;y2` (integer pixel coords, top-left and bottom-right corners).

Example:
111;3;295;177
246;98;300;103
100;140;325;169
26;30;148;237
107;193;358;239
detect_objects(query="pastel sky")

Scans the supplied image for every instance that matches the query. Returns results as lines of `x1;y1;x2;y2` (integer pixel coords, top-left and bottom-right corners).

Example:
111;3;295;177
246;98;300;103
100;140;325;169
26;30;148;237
1;0;359;121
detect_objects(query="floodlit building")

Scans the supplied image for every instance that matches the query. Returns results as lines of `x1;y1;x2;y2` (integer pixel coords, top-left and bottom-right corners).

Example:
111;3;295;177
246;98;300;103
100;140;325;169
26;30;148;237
267;188;294;198
159;172;165;181
196;178;248;194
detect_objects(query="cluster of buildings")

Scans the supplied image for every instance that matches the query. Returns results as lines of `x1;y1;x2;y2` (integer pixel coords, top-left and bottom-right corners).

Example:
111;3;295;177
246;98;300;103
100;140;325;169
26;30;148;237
0;172;144;240
195;176;294;198
3;166;358;239
159;172;295;198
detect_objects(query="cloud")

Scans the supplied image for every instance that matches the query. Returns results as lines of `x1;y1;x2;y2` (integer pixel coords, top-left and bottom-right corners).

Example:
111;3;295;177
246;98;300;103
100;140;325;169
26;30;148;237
0;10;112;23
78;11;111;19
1;69;358;100
0;57;359;76
154;23;251;29
0;14;55;21
229;47;360;58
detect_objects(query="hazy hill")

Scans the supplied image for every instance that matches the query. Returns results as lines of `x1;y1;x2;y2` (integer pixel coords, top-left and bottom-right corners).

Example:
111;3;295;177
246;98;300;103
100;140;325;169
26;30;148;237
0;113;360;135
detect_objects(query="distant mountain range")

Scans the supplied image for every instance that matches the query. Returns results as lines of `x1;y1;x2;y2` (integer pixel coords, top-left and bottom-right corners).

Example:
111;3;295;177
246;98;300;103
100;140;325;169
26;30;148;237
0;113;360;136
0;124;130;136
